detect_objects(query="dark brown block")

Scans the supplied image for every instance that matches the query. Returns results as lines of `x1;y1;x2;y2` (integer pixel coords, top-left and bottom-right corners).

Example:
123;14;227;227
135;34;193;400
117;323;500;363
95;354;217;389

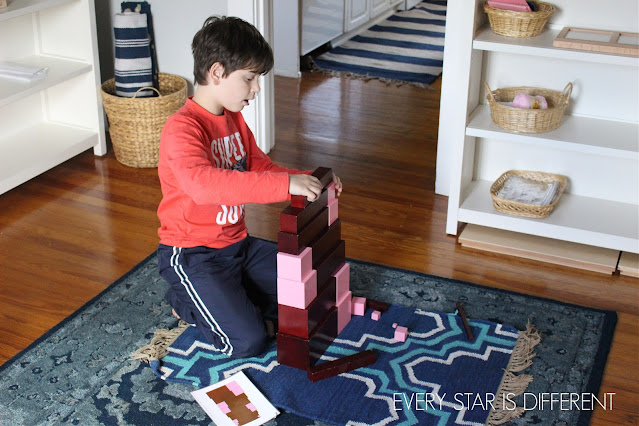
278;208;329;255
276;332;310;370
309;306;338;365
290;167;332;208
307;350;377;382
367;298;390;313
277;307;338;369
312;167;334;189
291;194;310;208
280;189;328;234
315;240;346;291
278;277;337;339
456;301;474;341
309;219;341;268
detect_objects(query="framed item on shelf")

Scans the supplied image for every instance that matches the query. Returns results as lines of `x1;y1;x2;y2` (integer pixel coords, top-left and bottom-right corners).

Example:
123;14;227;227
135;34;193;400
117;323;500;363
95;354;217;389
553;27;639;57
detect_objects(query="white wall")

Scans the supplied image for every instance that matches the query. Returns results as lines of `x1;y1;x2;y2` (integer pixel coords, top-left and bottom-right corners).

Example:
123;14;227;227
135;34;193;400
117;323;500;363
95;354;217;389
96;0;228;94
95;0;275;152
273;0;300;78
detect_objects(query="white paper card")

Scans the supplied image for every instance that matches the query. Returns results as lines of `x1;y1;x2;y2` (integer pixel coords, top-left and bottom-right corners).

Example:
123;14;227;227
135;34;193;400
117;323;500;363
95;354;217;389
191;371;279;426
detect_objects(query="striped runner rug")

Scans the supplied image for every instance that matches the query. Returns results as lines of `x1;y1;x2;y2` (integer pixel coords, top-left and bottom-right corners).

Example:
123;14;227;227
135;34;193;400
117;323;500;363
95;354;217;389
313;0;447;87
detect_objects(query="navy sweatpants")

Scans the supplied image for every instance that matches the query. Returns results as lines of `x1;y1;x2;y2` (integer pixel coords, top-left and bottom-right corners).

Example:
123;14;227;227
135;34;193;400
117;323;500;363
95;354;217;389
157;237;278;358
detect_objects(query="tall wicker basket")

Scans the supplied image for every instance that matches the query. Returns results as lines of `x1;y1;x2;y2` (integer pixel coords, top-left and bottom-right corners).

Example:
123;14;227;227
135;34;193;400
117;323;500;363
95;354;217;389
101;73;187;168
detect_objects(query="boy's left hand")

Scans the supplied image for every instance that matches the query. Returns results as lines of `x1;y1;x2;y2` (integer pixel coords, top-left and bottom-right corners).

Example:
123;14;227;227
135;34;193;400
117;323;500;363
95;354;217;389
332;174;343;197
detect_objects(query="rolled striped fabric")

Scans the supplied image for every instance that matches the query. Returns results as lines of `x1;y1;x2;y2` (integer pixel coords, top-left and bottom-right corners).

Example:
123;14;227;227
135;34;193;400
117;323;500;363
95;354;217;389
121;1;159;92
113;11;154;97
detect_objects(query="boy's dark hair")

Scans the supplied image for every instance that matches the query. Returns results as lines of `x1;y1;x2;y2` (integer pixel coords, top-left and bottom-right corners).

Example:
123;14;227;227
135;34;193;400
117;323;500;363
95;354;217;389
192;16;274;85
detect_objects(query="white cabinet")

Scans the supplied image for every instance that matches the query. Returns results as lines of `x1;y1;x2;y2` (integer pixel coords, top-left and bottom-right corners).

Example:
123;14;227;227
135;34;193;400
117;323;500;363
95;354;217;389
441;0;639;253
345;0;402;32
345;0;370;31
302;0;345;55
370;0;391;18
400;0;422;10
0;0;105;195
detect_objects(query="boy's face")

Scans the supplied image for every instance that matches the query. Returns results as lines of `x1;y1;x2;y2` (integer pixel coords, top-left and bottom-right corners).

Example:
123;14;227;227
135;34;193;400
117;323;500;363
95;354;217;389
213;66;261;113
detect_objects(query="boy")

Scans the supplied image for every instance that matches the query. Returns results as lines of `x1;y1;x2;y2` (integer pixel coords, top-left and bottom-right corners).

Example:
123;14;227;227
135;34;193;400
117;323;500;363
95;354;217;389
156;16;342;358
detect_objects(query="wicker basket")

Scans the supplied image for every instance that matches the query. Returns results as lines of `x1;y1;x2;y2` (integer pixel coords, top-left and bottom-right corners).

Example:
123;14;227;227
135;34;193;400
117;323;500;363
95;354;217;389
484;1;555;37
101;73;187;167
485;82;572;133
490;170;567;218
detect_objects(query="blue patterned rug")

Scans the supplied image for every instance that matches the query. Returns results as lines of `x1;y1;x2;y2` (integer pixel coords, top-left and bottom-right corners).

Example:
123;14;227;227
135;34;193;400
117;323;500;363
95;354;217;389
0;253;616;425
313;1;446;86
138;304;534;425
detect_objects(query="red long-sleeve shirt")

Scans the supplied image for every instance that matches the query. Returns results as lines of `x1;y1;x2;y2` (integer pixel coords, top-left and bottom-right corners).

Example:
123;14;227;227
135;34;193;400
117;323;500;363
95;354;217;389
157;98;306;248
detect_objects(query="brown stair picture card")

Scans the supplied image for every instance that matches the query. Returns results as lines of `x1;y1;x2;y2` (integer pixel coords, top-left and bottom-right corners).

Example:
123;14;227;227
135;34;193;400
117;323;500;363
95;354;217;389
191;371;279;425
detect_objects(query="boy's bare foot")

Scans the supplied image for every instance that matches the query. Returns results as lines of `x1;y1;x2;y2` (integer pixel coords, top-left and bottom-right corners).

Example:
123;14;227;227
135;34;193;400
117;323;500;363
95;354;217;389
172;308;180;319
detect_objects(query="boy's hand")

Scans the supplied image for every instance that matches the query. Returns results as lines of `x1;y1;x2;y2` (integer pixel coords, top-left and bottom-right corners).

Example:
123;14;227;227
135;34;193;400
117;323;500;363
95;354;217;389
289;174;322;202
332;174;343;197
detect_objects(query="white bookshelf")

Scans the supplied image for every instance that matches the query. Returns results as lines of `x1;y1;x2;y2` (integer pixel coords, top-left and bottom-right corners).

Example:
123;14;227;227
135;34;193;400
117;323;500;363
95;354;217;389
466;106;639;159
458;180;638;252
441;0;639;255
0;0;106;195
473;25;639;67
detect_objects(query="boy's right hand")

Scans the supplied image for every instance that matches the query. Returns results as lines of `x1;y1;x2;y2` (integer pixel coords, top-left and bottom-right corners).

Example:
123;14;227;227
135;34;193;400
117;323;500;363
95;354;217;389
289;174;322;202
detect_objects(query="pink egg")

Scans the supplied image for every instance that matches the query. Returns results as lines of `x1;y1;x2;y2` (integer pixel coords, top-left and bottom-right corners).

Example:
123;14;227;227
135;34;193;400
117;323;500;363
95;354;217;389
512;92;532;108
534;95;548;109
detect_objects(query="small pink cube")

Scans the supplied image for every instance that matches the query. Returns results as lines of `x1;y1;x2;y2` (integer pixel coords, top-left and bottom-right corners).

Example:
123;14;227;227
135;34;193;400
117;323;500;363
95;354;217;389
351;296;366;316
371;310;381;321
394;326;408;342
392;323;398;328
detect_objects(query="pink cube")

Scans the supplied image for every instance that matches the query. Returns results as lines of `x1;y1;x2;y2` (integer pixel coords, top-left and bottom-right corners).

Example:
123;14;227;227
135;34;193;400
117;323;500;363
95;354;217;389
392;323;398;328
327;181;337;200
333;263;350;302
337;291;352;334
327;198;338;225
277;247;312;282
277;270;317;309
351;296;366;316
371;310;381;321
394;326;408;342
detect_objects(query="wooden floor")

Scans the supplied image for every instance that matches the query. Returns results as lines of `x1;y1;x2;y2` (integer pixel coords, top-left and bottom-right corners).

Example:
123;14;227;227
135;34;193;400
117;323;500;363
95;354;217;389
0;73;637;425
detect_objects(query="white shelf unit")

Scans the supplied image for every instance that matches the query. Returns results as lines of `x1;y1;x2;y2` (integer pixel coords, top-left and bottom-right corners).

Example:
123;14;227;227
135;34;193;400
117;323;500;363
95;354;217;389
442;0;639;254
0;0;106;195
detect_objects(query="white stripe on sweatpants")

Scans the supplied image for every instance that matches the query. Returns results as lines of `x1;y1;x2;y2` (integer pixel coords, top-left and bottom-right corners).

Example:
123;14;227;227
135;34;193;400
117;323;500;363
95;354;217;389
171;247;234;355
